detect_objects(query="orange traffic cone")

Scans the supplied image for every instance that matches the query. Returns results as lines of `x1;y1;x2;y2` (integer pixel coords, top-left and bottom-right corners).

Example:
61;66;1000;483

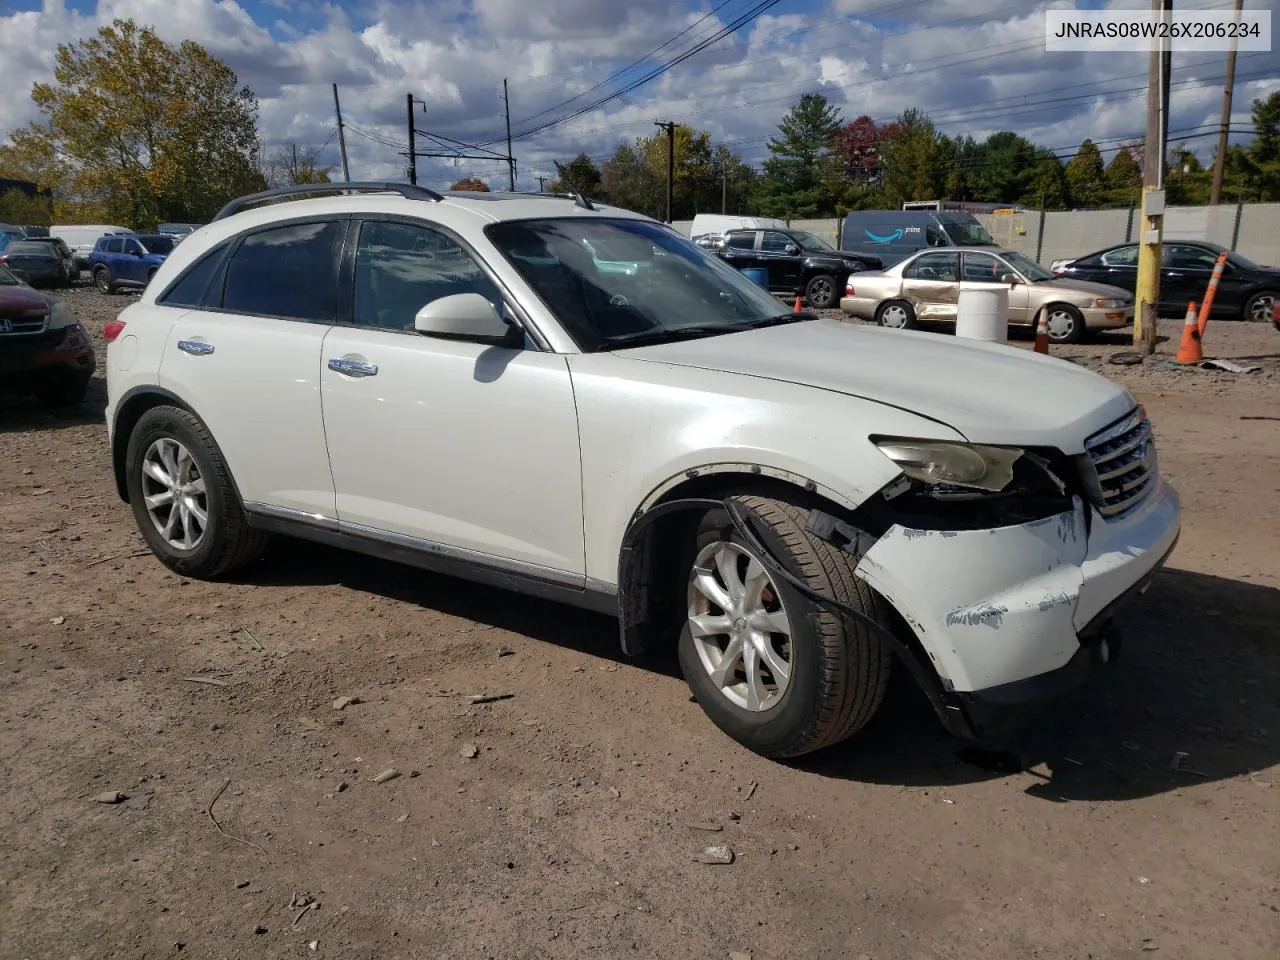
1032;307;1050;354
793;293;803;313
1172;301;1203;364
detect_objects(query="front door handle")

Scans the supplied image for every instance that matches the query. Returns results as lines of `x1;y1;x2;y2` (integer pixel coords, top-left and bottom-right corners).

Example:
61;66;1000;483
328;357;379;377
176;339;215;356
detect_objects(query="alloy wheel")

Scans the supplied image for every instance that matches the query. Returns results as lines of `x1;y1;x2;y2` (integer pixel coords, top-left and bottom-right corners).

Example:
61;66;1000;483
141;437;208;550
1248;293;1275;323
687;541;793;712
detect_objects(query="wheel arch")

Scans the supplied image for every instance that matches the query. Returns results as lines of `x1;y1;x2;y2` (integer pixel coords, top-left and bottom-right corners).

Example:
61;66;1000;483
110;386;206;503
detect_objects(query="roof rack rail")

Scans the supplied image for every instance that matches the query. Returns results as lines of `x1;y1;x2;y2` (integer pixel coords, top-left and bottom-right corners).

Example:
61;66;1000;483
519;191;599;211
213;182;444;221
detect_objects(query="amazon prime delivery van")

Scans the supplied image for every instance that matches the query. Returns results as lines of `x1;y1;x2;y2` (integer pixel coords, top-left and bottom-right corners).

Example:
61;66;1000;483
839;210;997;267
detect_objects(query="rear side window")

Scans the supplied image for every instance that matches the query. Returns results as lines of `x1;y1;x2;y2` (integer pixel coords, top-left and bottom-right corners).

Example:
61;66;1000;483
726;232;755;250
903;252;959;281
158;241;232;308
1099;246;1138;267
106;238;123;253
222;220;343;322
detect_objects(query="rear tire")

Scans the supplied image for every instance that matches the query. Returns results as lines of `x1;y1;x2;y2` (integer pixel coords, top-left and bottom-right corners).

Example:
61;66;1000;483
875;299;916;330
805;273;839;310
677;495;892;759
94;267;115;294
125;405;268;579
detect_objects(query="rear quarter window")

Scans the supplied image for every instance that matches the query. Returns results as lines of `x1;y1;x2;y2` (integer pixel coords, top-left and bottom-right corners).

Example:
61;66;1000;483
157;240;233;308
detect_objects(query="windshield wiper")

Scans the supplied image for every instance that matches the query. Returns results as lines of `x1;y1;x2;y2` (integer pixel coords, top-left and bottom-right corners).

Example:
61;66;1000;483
600;325;752;349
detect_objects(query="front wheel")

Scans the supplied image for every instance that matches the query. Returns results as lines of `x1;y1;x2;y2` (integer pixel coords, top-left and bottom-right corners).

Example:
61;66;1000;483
677;495;893;759
1044;304;1085;344
1243;290;1276;324
805;273;839;310
125;406;268;579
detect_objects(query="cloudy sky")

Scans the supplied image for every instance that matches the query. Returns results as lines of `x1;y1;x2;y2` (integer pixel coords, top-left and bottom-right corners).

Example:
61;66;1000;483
1;0;1276;189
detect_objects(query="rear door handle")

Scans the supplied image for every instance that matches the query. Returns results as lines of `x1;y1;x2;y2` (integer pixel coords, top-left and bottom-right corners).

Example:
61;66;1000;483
176;339;215;356
328;357;379;377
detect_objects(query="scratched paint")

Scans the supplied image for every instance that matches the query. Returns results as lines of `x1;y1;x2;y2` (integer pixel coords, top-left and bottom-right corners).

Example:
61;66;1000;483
945;602;1008;629
1037;590;1075;612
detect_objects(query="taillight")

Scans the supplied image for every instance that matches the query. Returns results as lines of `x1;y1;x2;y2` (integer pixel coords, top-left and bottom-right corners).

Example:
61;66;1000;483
103;319;126;342
846;283;855;296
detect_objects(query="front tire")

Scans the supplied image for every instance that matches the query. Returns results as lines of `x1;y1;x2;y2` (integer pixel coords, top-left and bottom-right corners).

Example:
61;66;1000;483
677;495;892;759
1044;303;1085;343
805;273;839;310
125;406;268;579
1243;290;1276;324
94;267;115;294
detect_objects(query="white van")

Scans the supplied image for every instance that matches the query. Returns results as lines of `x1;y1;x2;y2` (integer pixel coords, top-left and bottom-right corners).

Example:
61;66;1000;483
688;214;788;246
51;224;136;268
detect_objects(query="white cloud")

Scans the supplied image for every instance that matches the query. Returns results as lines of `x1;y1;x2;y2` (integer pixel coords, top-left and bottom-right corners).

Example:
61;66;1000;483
0;0;1276;190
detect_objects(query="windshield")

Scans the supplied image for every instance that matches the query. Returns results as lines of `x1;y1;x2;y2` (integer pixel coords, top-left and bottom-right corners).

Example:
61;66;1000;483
792;231;833;252
139;236;176;255
941;220;995;246
1227;250;1260;270
487;218;804;352
1002;251;1055;281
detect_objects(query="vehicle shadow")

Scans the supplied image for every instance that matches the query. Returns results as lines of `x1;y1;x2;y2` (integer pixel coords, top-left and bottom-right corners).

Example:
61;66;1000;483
244;541;1277;801
0;376;107;434
798;567;1280;802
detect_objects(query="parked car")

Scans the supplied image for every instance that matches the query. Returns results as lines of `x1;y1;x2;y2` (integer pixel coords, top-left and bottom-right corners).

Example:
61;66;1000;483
52;224;136;269
840;247;1134;343
688;214;786;246
105;182;1180;759
1052;240;1278;323
0;223;26;253
89;233;176;293
0;237;78;287
0;263;95;406
157;222;203;237
715;227;882;308
840;209;999;268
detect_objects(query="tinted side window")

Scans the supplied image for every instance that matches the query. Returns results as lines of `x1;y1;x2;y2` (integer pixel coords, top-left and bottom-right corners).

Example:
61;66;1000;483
726;232;755;250
761;231;793;253
904;252;959;281
352;220;500;331
158;241;232;308
1164;245;1218;270
925;226;947;246
124;239;144;255
106;238;123;253
222;220;343;321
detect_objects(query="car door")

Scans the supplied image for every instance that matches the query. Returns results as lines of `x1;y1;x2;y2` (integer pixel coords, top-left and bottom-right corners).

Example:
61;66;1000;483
1162;244;1227;316
122;237;149;284
900;251;961;321
158;218;342;519
1087;244;1139;292
100;237;123;278
319;217;585;578
760;230;802;293
718;230;758;270
960;251;1029;325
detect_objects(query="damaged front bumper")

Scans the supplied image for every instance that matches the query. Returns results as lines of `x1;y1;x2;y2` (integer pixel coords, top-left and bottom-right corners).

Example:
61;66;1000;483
853;480;1181;738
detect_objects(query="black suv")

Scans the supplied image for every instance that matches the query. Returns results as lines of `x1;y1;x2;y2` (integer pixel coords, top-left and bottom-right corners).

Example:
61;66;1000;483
715;228;882;308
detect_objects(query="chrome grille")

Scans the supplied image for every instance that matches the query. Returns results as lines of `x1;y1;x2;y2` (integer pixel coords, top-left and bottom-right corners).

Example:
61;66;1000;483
1083;407;1157;519
0;314;49;335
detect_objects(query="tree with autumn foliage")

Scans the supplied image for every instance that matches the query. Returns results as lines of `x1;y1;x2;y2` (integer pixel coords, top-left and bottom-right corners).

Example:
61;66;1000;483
0;19;263;226
449;177;491;191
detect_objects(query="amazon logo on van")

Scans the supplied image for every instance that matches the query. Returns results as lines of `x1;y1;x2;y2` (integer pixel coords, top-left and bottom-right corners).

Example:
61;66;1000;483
862;226;922;243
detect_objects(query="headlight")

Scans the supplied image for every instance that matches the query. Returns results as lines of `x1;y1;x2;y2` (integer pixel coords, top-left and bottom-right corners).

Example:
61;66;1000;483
1095;298;1126;308
874;439;1021;493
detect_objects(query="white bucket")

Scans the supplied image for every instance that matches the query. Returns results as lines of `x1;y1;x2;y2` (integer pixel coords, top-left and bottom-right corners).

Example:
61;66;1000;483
955;288;1008;342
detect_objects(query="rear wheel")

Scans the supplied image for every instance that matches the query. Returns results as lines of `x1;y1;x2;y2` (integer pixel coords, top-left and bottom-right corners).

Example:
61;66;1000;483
94;267;115;294
125;406;268;579
805;273;839;310
677;495;893;758
875;299;916;330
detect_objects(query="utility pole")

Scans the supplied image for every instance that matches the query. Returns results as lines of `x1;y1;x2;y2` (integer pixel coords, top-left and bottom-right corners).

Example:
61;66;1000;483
1133;0;1171;354
503;79;516;191
655;121;675;223
406;93;417;186
1210;0;1244;204
536;176;548;192
722;172;727;214
332;84;351;182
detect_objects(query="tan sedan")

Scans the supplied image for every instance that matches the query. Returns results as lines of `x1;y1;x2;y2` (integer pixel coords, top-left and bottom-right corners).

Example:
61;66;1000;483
839;246;1134;343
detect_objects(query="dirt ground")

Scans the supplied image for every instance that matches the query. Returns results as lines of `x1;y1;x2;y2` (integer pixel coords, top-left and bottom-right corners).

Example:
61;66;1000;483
2;285;1278;960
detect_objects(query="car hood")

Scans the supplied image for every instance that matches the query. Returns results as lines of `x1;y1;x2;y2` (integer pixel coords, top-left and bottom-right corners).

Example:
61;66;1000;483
1036;277;1133;299
620;319;1135;452
0;285;53;317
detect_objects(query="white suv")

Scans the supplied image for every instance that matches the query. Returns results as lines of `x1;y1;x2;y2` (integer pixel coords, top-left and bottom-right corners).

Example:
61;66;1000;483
105;183;1181;758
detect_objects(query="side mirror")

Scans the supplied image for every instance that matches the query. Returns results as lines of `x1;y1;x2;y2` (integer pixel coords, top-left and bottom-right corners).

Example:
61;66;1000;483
1000;273;1021;285
784;244;798;255
414;293;520;346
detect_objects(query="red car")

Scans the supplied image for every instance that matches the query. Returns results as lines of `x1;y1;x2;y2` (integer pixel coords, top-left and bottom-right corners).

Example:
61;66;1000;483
0;263;95;406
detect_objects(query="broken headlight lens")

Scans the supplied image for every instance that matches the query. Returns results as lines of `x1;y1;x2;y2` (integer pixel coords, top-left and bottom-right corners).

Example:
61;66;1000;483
874;439;1022;494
